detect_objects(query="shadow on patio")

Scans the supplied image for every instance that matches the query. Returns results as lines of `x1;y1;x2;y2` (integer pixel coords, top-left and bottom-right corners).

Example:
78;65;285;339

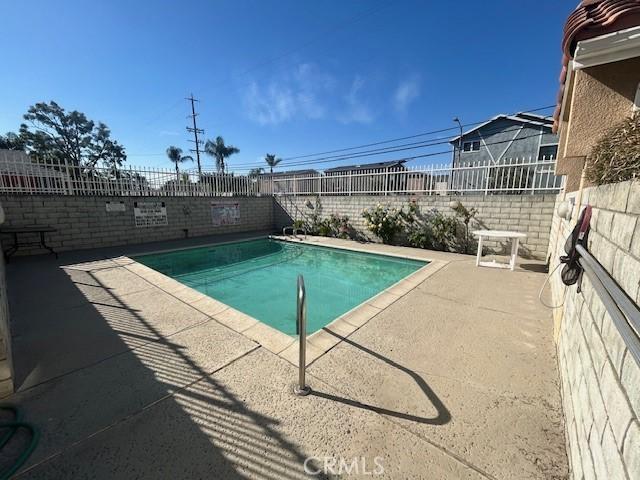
7;253;325;479
310;328;451;426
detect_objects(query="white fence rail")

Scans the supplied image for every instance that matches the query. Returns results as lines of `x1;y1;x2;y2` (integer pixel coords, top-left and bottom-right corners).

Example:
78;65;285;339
0;156;563;197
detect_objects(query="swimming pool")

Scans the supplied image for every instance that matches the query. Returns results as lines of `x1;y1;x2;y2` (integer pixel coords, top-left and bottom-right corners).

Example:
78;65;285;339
135;239;427;334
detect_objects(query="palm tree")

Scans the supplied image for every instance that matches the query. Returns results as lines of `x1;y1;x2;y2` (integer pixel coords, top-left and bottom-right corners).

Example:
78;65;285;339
264;153;282;174
204;136;240;173
166;146;193;180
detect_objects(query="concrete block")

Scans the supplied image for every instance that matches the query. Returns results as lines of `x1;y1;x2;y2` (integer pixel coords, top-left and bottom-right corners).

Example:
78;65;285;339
600;423;628;480
0;378;13;399
620;351;640;417
591;234;617;272
600;312;628;374
612;249;640;302
623;421;639;480
567;423;584;480
627;181;640;214
610;213;637;250
630;220;640;260
577;370;595;437
612;181;632;211
601;363;634;450
597;210;614;234
588;423;609;479
584;356;608;442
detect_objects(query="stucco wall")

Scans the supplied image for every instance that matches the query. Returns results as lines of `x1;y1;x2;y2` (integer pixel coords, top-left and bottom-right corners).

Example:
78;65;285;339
0;195;274;255
275;194;555;259
548;181;640;479
556;57;640;191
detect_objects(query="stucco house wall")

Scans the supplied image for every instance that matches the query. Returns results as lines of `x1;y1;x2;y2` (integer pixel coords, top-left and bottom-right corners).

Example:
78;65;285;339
556;56;640;191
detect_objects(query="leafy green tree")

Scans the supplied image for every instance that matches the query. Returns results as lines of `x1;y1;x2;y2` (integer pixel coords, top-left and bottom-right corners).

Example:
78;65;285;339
166;146;193;179
19;101;126;168
204;136;239;173
264;153;282;174
0;132;25;151
249;167;264;176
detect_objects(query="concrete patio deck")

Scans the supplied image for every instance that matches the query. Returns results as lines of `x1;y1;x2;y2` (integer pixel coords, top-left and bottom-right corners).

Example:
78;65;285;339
4;233;568;479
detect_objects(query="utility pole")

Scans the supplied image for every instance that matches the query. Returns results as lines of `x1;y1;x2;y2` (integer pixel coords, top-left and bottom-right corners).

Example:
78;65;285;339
451;117;463;193
186;94;204;177
453;117;463;166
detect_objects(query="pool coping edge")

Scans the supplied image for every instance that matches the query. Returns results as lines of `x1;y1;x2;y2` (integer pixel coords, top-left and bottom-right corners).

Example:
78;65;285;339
115;236;448;368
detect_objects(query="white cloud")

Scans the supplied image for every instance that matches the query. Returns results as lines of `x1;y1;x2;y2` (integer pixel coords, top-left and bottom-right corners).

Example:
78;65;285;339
393;76;421;114
244;82;296;125
339;76;375;124
243;63;333;126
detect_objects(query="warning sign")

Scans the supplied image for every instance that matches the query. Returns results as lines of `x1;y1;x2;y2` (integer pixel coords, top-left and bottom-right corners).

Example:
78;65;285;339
134;201;168;227
211;202;240;226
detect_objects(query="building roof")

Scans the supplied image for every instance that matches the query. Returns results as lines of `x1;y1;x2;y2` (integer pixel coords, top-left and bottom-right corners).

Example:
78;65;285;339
449;113;554;143
267;169;319;177
553;0;640;132
324;160;406;173
0;150;67;178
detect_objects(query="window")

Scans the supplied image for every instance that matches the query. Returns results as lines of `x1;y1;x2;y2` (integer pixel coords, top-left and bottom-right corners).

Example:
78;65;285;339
538;144;558;160
462;140;480;152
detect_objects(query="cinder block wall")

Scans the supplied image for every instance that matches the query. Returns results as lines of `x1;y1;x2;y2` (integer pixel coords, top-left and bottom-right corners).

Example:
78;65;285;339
0;252;12;397
275;194;556;259
0;195;274;255
548;181;639;479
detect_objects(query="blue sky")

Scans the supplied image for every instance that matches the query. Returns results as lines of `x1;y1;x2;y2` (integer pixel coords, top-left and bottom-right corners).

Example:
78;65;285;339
2;0;576;172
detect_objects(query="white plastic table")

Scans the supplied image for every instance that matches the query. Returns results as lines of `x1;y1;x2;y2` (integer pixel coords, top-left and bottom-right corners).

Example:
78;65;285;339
473;230;527;271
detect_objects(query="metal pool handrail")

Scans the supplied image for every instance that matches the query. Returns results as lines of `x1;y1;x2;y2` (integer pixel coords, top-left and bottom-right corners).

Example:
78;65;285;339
576;244;640;366
294;274;311;396
282;225;307;239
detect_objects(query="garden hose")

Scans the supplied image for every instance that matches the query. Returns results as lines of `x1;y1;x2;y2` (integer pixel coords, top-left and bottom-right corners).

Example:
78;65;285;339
538;262;566;309
0;406;39;480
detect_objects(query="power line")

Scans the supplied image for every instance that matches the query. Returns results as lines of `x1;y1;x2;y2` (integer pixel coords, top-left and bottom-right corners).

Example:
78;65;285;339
277;105;555;162
185;94;204;176
227;119;555;170
129;104;556;170
229;131;551;172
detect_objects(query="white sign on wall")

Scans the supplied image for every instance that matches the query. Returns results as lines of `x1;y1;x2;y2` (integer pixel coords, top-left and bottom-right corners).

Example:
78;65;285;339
211;202;240;226
105;201;126;212
134;201;168;227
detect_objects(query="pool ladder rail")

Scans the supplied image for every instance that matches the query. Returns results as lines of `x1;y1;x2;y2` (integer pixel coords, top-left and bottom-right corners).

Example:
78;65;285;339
294;274;311;396
282;225;307;239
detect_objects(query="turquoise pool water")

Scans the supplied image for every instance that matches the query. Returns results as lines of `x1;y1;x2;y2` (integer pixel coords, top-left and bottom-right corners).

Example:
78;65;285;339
135;239;426;335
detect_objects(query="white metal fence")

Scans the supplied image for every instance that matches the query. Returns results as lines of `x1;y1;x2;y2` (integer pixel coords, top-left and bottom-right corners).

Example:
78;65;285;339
0;155;563;197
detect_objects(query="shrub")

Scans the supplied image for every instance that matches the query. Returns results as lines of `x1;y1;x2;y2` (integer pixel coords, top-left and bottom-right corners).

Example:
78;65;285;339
451;201;478;254
316;218;333;237
362;201;417;244
306;214;352;238
585;114;640;185
328;214;351;239
408;209;458;251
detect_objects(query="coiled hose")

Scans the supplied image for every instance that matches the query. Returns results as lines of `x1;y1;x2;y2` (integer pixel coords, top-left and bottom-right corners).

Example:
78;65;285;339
0;406;39;479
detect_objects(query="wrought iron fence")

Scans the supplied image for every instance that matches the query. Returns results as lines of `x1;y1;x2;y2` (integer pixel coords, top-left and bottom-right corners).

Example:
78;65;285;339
270;158;563;196
0;153;563;197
